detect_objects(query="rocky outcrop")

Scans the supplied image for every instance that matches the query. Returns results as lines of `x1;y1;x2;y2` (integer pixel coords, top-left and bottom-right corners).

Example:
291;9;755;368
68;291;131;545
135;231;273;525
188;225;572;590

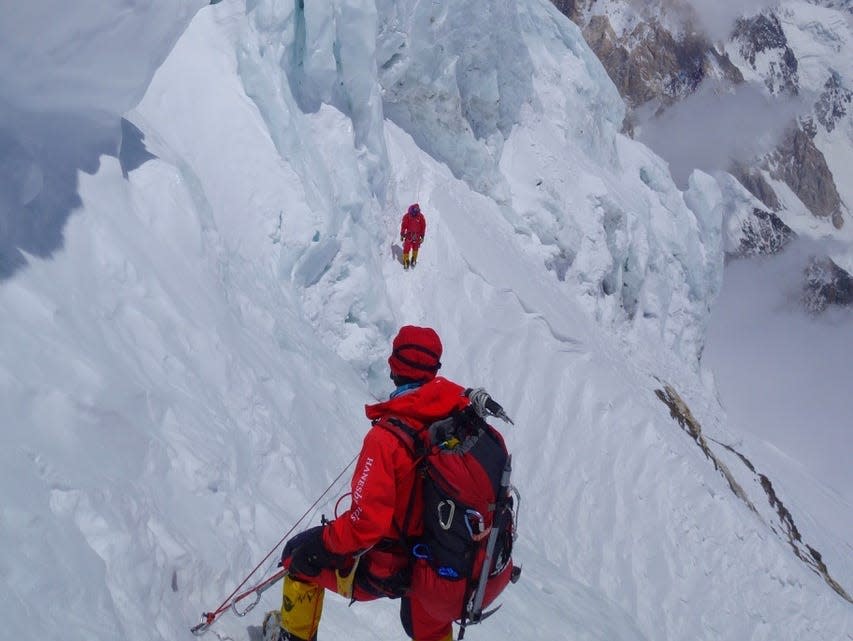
554;0;851;311
581;14;742;111
550;0;581;22
730;163;782;211
803;257;853;313
655;383;852;604
816;71;852;133
732;13;799;96
734;208;794;256
555;2;848;236
770;122;844;229
728;14;846;232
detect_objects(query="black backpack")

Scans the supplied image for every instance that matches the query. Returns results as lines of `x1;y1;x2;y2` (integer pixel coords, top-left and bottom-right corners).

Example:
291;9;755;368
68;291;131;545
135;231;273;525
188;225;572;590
379;390;520;634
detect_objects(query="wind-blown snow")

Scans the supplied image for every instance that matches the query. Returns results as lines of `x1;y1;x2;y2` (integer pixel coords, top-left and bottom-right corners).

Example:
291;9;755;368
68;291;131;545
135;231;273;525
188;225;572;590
0;2;850;641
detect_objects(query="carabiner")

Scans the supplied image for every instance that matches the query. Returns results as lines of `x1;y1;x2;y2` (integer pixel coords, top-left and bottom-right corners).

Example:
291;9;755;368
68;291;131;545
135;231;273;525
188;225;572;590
437;500;456;530
464;509;489;541
231;590;261;617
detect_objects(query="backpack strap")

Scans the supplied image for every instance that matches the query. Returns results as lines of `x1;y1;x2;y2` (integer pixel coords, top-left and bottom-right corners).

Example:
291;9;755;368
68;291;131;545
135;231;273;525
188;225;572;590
374;416;429;547
378;416;429;459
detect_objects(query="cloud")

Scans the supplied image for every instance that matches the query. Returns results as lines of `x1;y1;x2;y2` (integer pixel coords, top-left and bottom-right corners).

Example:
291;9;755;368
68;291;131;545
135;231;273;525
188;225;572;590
622;0;781;42
635;81;806;187
682;0;781;41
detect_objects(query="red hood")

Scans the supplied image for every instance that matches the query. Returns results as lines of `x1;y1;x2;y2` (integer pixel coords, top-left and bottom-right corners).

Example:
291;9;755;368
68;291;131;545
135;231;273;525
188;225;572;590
365;376;469;425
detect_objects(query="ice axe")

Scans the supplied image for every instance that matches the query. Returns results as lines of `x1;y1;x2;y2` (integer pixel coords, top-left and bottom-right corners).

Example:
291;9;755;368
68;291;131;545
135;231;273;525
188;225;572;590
465;388;514;425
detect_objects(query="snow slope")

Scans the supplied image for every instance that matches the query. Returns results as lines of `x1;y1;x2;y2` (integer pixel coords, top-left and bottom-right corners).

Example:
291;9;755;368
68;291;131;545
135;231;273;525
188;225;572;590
0;2;850;641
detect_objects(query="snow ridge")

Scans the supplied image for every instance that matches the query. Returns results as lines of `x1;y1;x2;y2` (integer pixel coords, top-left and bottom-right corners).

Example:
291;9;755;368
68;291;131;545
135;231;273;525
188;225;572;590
0;2;851;641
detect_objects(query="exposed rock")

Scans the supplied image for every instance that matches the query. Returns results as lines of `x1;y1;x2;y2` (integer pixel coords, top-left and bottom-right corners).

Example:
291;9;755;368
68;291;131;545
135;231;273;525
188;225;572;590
803;257;853;313
581;15;742;110
655;384;752;506
730;163;781;211
656;382;853;603
815;72;852;133
726;16;848;229
554;1;848;235
734;208;794;256
733;13;787;63
732;13;798;96
770;124;844;228
550;0;581;22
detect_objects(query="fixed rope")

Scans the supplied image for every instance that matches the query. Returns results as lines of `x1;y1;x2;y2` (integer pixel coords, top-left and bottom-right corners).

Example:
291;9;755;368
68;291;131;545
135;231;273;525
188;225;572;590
191;453;359;635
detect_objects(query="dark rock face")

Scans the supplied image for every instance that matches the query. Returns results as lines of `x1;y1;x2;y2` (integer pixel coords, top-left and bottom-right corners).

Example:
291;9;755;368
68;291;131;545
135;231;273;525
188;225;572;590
727;16;846;231
770;124;844;229
735;208;794;256
554;1;848;234
581;14;742;110
732;13;799;96
655;383;853;603
552;1;851;312
804;257;853;313
816;72;852;133
731;164;782;211
735;13;788;61
551;0;581;22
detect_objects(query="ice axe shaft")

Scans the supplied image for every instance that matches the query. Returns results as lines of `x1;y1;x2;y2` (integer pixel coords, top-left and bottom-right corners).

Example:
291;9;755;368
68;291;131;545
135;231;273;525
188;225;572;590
469;455;512;622
465;388;514;425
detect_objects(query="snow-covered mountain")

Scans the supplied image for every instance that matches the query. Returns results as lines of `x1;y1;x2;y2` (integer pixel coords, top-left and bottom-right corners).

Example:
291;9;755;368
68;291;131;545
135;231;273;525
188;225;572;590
560;0;853;309
0;2;850;641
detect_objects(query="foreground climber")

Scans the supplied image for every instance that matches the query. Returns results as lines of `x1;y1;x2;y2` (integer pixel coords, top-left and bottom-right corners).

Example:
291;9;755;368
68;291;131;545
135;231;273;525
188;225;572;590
264;325;518;641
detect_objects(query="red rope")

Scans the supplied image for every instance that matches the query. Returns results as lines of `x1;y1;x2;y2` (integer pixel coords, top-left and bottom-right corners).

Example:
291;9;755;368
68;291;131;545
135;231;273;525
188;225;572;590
199;453;358;626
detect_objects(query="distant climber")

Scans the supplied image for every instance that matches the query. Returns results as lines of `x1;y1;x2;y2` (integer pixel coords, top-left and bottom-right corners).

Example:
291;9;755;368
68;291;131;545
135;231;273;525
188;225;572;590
400;203;426;269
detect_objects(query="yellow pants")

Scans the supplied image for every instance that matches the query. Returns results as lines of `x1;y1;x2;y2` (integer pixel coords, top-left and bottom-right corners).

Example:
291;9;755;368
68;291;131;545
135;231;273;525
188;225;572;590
278;574;453;641
403;248;419;268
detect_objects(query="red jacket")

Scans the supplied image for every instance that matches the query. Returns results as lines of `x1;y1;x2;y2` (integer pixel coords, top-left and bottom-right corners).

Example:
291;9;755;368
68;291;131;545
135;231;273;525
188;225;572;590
323;377;469;555
400;211;426;243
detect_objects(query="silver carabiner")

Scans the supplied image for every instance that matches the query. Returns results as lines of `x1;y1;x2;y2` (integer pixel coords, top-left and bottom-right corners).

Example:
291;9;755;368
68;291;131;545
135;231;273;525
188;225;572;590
437;500;456;530
231;590;261;617
230;569;288;618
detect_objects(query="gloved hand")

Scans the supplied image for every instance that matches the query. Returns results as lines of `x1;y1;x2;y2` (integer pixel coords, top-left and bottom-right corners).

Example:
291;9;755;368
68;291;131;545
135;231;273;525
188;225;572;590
400;234;405;241
282;525;338;577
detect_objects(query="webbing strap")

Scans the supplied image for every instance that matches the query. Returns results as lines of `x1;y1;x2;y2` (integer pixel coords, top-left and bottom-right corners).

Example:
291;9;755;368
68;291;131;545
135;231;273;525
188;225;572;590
381;416;428;458
376;417;428;546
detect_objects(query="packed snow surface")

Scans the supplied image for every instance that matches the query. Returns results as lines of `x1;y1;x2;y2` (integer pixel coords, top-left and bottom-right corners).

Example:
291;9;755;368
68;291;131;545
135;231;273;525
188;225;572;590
0;2;850;641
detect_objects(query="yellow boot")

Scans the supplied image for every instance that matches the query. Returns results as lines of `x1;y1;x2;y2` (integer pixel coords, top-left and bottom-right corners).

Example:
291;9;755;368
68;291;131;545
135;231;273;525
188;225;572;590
410;249;418;268
278;575;324;641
